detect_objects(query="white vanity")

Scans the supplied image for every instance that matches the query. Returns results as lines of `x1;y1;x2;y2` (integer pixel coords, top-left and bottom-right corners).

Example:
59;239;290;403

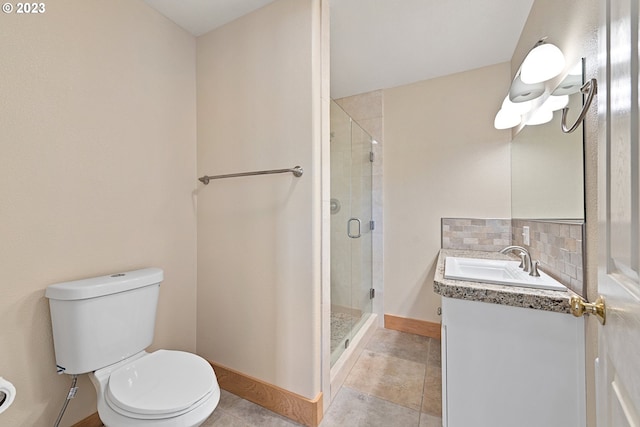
435;250;586;427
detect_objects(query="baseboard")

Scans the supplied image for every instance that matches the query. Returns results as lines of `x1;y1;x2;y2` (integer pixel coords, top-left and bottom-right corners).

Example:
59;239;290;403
384;314;441;339
70;365;324;427
72;412;102;427
209;361;323;427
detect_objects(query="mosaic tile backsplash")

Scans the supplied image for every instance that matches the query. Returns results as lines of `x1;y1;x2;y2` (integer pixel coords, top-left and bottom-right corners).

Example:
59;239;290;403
441;217;585;296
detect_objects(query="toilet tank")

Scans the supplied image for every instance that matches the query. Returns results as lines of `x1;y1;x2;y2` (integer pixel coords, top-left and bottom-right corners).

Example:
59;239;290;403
45;268;163;375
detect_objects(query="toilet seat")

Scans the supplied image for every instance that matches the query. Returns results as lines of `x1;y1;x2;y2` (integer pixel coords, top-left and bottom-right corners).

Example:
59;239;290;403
106;350;216;420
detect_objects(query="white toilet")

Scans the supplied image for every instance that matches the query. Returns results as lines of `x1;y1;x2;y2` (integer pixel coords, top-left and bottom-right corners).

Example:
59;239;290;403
45;268;220;427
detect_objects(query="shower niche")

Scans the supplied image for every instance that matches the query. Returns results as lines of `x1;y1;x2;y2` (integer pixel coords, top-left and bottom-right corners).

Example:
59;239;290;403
330;100;374;366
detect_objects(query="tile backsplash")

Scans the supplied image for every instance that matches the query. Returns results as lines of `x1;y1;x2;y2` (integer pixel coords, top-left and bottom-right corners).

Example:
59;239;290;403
512;219;584;295
441;218;511;252
442;217;585;296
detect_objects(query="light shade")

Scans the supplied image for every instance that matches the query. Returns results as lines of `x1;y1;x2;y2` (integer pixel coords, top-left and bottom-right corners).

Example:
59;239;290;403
509;75;545;103
525;108;553;125
520;43;565;84
552;73;582;95
502;95;532;115
541;94;569;112
494;108;521;129
552;61;582;95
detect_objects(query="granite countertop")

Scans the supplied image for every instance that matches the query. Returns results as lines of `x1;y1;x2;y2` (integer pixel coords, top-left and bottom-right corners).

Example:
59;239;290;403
434;249;579;314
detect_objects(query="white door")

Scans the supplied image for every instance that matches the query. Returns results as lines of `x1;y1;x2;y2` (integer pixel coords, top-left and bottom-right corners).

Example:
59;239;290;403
597;0;640;425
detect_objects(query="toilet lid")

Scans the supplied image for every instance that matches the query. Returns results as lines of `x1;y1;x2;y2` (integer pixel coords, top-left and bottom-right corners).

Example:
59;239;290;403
107;350;215;416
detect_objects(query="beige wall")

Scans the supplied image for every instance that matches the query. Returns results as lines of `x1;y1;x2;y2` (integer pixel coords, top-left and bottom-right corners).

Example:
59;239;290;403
383;63;512;324
196;0;323;400
513;0;599;425
0;1;197;425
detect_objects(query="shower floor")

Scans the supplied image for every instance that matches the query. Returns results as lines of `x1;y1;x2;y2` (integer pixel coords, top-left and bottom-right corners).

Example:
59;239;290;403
331;312;355;352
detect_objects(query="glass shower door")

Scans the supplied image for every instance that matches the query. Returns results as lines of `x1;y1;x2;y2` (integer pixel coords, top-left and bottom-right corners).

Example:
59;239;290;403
330;100;373;366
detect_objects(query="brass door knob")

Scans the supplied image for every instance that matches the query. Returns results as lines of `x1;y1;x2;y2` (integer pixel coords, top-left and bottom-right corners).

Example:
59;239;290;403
569;295;606;325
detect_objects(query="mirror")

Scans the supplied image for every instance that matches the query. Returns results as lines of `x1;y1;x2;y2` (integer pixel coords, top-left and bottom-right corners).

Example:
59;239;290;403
510;61;585;220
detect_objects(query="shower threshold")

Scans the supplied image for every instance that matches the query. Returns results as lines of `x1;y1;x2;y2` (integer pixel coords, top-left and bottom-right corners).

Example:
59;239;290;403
328;313;377;405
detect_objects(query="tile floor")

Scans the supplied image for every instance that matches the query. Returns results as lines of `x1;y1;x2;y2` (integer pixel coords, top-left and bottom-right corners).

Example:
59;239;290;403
202;328;442;427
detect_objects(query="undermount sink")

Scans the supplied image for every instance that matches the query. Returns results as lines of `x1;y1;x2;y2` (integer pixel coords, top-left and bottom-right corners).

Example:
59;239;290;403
444;257;567;292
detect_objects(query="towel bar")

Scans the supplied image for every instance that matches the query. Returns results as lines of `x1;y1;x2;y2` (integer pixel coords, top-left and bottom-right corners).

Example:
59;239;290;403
198;166;303;185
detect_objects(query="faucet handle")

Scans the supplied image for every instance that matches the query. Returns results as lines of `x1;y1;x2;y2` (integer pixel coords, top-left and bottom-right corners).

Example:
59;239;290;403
529;260;540;277
517;252;527;269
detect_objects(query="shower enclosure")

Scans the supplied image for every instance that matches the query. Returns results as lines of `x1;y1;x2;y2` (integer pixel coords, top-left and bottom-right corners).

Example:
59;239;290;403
330;100;374;366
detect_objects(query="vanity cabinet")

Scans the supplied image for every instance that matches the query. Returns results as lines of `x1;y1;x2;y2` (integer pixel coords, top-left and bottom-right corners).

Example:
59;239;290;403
441;296;586;427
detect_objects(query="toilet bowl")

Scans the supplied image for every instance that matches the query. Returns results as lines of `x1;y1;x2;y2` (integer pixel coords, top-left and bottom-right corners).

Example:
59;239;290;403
45;268;221;427
90;350;220;427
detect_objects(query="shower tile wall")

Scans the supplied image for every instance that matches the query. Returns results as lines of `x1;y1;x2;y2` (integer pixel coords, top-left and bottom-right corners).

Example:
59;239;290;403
441;217;585;296
335;90;384;324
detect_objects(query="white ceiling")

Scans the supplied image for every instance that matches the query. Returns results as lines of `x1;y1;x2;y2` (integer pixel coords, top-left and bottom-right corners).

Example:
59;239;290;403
143;0;277;37
144;0;535;99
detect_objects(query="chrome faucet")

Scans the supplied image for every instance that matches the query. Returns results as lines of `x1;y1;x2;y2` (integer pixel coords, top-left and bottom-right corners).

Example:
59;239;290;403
499;245;540;277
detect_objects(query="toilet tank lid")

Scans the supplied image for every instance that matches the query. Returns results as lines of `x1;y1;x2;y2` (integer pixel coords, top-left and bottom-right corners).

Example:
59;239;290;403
45;268;163;301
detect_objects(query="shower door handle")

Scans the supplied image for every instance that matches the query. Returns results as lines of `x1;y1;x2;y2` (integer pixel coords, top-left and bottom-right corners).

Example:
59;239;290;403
347;218;361;238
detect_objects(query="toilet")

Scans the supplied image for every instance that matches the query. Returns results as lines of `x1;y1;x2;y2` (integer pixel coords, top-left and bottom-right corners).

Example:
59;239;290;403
45;268;220;427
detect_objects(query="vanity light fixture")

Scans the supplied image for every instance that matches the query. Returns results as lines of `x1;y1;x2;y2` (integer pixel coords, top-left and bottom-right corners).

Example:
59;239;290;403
494;37;567;130
520;39;566;84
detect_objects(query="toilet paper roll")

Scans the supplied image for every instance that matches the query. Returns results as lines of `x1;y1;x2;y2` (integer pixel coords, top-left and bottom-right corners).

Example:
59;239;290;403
0;377;16;414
